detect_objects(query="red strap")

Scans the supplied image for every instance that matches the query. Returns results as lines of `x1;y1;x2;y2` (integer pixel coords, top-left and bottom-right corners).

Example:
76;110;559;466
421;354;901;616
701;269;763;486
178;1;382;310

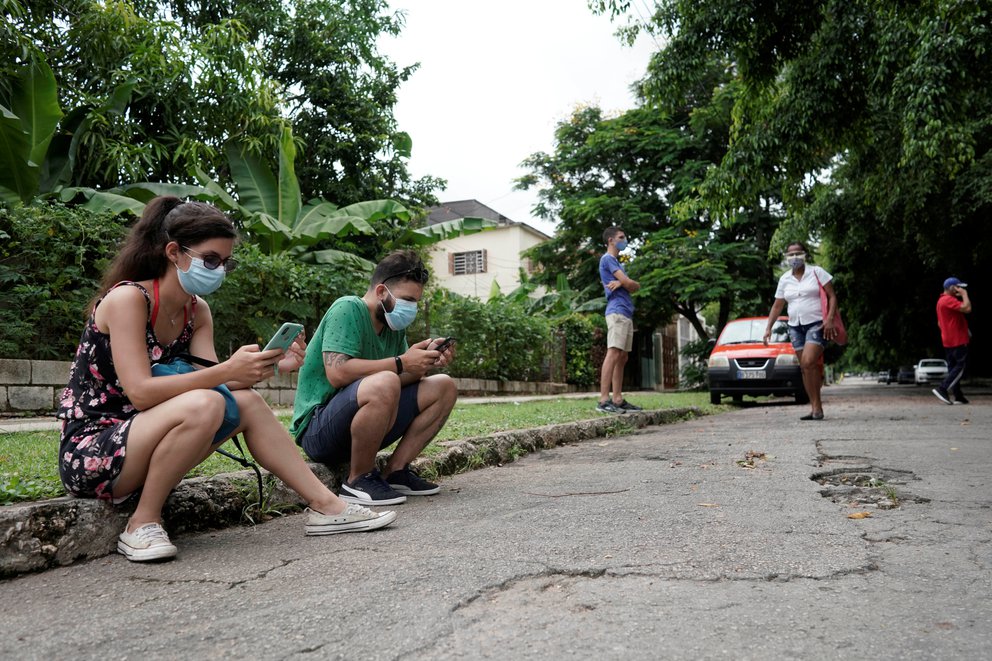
151;279;160;326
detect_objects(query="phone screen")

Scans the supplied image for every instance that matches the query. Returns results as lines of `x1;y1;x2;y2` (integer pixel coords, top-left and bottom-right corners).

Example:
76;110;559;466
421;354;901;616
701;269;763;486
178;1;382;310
435;337;456;352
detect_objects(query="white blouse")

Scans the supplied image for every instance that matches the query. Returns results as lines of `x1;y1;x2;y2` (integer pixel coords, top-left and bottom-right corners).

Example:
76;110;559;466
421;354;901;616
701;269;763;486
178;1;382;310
774;265;832;326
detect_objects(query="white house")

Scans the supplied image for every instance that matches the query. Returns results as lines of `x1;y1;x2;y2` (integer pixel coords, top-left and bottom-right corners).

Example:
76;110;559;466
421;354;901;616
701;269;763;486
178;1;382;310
425;200;550;299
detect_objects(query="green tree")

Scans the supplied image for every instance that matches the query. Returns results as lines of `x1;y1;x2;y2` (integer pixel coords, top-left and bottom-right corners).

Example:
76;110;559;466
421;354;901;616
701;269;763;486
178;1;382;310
517;85;778;339
593;0;992;372
1;0;442;211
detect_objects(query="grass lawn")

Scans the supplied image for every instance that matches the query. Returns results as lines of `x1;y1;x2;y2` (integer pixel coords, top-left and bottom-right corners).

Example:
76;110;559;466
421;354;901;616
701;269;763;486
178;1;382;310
0;392;724;505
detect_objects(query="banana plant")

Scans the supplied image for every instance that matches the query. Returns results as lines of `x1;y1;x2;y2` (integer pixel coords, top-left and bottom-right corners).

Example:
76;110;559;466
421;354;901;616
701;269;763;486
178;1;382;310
0;55;140;209
194;126;406;259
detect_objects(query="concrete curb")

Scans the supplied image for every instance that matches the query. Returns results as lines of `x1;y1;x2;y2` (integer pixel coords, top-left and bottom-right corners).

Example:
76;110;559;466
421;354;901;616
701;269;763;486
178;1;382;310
0;407;702;578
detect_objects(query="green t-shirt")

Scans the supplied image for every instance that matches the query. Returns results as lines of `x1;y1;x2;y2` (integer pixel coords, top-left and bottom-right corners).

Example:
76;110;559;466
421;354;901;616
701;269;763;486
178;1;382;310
290;296;408;439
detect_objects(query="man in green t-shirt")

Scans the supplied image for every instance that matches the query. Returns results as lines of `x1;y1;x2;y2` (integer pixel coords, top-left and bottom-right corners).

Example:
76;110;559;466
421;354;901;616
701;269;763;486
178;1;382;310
291;250;457;506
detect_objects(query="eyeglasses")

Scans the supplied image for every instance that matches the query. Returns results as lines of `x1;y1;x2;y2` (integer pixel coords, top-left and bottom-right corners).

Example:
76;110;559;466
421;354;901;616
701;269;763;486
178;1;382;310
382;265;429;284
182;246;239;272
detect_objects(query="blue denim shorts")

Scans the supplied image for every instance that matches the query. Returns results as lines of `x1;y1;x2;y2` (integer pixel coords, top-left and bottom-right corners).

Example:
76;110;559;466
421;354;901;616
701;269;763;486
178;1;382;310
788;321;824;352
298;377;421;465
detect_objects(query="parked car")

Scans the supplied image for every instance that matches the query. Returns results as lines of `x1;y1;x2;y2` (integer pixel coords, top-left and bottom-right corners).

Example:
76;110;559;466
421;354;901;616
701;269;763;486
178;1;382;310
707;316;807;405
914;358;948;385
876;370;893;384
896;365;916;384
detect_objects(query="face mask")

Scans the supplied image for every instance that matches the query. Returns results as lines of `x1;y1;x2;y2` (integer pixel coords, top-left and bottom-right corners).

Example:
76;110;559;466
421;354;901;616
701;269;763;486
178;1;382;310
786;254;806;270
381;286;418;331
615;240;628;252
177;257;226;296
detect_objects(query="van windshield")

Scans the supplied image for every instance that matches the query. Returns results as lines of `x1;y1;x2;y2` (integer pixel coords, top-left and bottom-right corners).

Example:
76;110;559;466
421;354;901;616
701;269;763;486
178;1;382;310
718;319;789;345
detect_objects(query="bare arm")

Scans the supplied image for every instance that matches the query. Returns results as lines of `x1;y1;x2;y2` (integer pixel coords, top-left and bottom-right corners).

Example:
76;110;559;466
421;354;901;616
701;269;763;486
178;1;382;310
612;269;640;293
763;298;787;345
324;338;442;389
957;287;972;313
98;287;268;410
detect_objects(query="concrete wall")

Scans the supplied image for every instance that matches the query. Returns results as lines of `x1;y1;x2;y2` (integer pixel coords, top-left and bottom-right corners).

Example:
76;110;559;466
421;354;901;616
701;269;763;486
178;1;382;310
0;359;577;414
0;359;70;413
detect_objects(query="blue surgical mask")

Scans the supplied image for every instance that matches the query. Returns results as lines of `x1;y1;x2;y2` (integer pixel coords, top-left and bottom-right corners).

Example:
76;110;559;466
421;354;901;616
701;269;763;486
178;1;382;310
382;287;418;331
787;254;806;270
615;240;628;252
177;257;225;296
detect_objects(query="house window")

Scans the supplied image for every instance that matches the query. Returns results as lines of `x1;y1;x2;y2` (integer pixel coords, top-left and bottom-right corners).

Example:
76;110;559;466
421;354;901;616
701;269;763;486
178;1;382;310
449;249;487;275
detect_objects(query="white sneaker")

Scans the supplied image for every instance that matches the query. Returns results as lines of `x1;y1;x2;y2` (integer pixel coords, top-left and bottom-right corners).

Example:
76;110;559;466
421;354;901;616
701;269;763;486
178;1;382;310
304;504;397;536
117;523;178;562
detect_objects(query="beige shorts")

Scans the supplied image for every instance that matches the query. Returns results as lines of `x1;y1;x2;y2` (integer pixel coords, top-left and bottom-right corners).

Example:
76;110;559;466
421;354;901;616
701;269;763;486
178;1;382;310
606;313;634;352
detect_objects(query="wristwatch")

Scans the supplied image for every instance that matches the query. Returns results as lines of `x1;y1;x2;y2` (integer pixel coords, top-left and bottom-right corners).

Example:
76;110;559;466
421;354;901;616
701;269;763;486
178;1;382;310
394;356;403;374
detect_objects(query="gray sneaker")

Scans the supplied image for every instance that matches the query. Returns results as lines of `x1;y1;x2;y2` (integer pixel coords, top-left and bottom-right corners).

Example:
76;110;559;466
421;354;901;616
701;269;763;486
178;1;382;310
304;504;397;536
596;400;624;414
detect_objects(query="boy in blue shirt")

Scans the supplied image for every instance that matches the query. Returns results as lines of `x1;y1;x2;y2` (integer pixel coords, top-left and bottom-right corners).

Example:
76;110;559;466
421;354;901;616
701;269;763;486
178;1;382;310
597;226;641;413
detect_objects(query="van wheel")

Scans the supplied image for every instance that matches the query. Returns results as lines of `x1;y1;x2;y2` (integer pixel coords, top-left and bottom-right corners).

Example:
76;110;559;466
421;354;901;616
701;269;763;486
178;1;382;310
710;391;721;405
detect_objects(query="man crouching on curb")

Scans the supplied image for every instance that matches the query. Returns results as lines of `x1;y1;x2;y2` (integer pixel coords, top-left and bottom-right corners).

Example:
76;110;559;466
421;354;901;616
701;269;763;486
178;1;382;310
290;250;458;506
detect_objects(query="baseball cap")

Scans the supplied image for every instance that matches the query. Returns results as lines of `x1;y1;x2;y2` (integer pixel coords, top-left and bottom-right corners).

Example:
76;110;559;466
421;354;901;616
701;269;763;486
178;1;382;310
943;277;967;289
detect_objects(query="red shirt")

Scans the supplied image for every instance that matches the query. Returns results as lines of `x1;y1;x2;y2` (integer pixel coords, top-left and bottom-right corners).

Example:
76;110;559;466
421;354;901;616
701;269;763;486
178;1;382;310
936;293;969;347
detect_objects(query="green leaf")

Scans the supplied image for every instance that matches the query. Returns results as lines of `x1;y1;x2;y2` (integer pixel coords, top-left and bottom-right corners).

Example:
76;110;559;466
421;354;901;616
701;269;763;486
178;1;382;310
0;105;37;205
306;248;376;273
11;57;62;169
192;165;240;211
226;141;279;218
116;182;219;204
405;216;498;245
276;126;302;228
392;131;413;158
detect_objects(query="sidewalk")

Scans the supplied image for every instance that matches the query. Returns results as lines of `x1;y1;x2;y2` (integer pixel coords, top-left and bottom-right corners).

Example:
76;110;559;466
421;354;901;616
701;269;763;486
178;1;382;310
0;391;606;434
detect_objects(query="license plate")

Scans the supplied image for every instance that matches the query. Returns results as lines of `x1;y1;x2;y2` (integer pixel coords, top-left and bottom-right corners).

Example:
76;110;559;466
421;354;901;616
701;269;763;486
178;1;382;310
737;370;766;380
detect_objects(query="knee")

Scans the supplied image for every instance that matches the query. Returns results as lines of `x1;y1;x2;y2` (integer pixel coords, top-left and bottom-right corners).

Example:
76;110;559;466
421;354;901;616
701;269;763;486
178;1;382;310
184;389;227;428
429;374;458;409
361;371;402;406
232;387;267;412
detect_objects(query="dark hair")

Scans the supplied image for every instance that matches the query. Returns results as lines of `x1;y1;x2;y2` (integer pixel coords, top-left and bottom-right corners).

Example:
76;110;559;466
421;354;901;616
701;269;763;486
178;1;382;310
91;196;236;309
603;226;624;245
370;249;429;287
785;241;809;254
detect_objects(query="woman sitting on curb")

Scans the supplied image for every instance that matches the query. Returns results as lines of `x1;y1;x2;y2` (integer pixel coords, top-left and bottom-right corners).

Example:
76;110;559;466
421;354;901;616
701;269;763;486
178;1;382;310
57;196;395;562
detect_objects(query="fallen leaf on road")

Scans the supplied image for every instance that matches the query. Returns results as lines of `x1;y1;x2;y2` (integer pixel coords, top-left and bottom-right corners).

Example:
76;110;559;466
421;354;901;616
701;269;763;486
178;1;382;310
847;511;872;519
697;503;720;507
960;420;970;426
950;447;959;451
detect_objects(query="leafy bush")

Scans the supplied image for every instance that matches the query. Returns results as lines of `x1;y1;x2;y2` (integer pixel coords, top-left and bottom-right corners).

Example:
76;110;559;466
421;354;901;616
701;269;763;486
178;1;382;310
411;289;551;381
208;244;367;357
553;313;605;387
0;203;369;360
0;204;126;359
679;338;712;390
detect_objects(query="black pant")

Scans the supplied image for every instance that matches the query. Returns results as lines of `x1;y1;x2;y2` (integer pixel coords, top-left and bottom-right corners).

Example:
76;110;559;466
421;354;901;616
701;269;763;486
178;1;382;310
939;344;968;397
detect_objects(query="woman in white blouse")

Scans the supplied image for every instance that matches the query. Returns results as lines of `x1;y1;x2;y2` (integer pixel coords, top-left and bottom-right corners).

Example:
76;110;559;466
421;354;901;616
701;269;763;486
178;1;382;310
763;242;839;420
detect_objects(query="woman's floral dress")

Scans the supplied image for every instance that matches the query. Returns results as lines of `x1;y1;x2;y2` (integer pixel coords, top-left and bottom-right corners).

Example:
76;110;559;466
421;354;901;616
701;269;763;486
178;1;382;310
57;282;195;500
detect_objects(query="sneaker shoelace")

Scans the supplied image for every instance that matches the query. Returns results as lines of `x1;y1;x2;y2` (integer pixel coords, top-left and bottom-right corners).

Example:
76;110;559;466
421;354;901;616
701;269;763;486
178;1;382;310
133;524;171;546
344;504;375;518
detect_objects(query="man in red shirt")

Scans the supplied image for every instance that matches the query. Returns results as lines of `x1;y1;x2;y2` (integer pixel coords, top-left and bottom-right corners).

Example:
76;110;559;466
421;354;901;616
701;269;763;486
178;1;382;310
933;277;972;404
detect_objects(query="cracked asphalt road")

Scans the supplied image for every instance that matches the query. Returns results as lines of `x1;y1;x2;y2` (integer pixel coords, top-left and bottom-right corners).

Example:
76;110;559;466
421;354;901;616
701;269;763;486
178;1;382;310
2;378;989;660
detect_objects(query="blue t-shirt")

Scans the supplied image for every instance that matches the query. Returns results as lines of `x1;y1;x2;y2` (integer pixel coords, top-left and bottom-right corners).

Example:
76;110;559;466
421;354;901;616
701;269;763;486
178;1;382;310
599;253;634;318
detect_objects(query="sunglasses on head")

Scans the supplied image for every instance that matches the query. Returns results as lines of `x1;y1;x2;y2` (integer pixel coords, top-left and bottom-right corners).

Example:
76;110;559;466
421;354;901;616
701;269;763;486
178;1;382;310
382;265;429;284
182;246;239;272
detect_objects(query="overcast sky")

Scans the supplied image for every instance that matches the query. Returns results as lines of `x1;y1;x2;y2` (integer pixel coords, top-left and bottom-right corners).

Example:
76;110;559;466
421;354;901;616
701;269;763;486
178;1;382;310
379;1;657;236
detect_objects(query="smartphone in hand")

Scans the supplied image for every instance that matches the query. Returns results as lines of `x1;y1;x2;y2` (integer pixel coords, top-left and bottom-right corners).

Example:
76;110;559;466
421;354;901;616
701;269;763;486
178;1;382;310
263;322;304;374
433;336;456;352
